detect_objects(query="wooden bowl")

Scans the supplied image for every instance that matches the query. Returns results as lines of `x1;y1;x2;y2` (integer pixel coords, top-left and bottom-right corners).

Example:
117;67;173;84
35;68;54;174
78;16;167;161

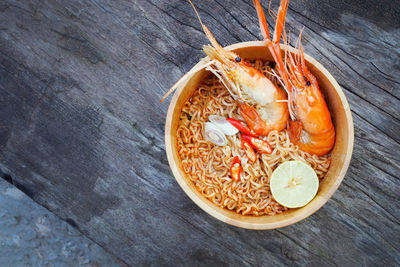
165;41;354;230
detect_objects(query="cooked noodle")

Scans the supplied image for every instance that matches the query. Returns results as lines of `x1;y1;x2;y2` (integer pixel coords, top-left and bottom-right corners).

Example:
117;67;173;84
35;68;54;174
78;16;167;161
177;59;331;216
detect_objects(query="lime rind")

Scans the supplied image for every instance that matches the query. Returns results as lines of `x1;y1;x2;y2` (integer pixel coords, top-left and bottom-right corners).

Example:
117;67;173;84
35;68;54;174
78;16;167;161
270;161;319;208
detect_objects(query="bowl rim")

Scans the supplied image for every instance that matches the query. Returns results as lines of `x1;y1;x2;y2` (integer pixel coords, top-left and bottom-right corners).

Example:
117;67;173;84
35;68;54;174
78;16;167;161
165;41;354;230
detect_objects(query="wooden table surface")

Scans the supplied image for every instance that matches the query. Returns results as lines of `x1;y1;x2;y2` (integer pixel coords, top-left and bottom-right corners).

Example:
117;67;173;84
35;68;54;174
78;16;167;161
1;0;399;265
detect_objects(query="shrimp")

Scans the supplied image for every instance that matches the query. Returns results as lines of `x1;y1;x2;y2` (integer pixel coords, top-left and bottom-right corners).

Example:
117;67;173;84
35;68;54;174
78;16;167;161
162;0;288;136
285;47;335;155
253;0;335;155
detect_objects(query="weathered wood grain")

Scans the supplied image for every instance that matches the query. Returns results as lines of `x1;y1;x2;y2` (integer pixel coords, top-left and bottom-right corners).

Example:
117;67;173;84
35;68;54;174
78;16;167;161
0;0;399;265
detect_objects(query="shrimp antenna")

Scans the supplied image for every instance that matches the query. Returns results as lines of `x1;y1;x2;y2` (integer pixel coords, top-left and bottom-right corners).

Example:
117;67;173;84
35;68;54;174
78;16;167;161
188;0;238;66
268;0;277;23
187;0;204;29
284;29;290;74
269;68;296;120
161;0;235;102
187;0;214;46
295;26;305;63
160;60;216;102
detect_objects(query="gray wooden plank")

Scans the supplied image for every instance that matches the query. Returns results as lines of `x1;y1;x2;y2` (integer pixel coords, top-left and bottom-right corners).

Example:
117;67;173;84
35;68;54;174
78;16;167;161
0;0;399;265
0;178;126;266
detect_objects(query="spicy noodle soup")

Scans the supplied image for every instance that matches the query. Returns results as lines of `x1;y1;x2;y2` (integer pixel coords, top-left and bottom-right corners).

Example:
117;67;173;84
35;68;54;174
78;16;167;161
176;59;331;216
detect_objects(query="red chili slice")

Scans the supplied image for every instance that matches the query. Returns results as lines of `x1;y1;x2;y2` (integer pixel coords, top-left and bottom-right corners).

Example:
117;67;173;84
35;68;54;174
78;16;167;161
241;140;257;162
226;118;257;137
230;156;242;181
241;134;272;154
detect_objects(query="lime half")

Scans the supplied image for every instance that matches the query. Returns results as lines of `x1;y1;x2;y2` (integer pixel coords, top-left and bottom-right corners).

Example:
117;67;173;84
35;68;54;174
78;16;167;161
270;161;319;208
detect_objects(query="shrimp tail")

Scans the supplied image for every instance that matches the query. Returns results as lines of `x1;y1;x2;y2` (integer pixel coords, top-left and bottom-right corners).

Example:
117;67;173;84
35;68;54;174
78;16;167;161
287;120;302;143
238;102;270;136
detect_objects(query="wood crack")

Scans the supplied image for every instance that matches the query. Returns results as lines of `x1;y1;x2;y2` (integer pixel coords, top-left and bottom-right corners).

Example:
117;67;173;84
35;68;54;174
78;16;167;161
370;61;400;85
137;1;202;50
351;110;400;146
214;0;258;40
276;229;335;265
328;49;400;102
138;36;182;70
145;1;203;35
341;183;400;254
346;178;399;225
355;135;384;149
131;172;254;267
288;7;365;62
340;83;400;124
173;1;243;43
364;158;400;183
345;181;400;253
